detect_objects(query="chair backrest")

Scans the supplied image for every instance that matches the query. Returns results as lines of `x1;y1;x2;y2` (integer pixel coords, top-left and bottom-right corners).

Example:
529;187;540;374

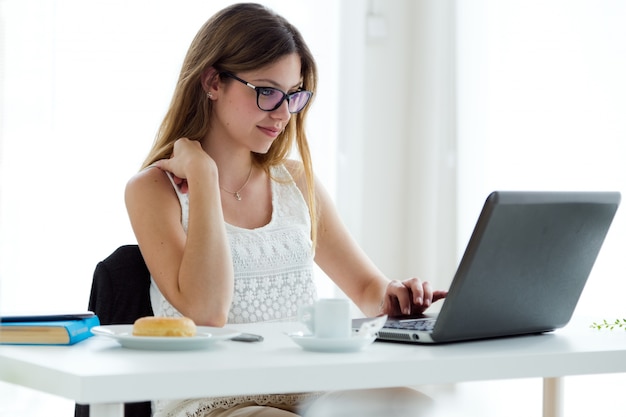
88;244;154;324
74;244;153;417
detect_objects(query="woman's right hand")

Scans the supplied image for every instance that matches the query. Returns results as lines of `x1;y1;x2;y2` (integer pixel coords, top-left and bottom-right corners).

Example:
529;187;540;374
153;138;216;193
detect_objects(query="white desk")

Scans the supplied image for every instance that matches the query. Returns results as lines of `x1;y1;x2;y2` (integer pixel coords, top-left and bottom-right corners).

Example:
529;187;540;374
1;318;626;417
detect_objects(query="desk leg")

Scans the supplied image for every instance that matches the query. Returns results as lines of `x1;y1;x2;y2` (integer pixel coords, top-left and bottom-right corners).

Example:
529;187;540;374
90;403;124;417
542;377;563;417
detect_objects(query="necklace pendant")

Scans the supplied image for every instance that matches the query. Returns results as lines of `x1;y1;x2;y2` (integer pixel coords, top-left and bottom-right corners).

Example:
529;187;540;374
234;192;242;201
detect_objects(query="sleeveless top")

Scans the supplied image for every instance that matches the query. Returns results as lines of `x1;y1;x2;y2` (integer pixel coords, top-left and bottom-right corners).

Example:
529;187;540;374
150;164;320;417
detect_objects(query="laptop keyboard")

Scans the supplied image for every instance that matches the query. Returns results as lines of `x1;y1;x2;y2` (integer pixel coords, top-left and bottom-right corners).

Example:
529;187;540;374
384;318;436;332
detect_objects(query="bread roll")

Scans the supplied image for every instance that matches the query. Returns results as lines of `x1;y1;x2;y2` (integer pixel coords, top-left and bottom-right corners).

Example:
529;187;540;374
132;316;197;337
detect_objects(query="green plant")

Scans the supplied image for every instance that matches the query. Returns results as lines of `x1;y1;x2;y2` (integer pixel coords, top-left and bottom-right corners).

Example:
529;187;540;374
590;318;626;331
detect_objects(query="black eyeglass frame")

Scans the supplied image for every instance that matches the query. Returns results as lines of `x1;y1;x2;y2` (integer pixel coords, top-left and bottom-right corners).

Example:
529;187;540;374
220;72;313;114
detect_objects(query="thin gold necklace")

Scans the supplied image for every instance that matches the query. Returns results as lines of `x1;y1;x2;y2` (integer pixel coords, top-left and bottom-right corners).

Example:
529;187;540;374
219;164;253;201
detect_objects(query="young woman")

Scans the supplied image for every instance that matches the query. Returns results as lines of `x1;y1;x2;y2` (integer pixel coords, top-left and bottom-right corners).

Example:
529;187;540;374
125;3;446;416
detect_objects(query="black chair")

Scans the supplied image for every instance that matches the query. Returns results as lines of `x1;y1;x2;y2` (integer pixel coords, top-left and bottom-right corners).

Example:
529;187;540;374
74;245;153;417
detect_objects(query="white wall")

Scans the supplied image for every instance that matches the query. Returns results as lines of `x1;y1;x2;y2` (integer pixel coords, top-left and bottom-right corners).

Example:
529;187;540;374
338;0;457;293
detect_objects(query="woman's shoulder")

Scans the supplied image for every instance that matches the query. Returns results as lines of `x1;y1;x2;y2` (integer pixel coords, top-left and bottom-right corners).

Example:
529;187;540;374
125;166;174;202
127;165;168;188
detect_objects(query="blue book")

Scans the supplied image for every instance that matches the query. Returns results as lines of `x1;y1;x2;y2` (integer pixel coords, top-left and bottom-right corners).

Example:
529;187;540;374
0;314;100;345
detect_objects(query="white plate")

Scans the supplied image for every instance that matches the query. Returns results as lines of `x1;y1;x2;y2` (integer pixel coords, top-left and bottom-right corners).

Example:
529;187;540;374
289;334;376;353
92;325;241;350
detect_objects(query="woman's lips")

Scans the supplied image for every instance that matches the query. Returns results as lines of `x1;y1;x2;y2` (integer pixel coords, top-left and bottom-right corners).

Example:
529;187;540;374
258;125;281;138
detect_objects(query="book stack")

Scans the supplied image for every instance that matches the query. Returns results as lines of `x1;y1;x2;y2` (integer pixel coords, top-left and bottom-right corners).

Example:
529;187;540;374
0;312;100;345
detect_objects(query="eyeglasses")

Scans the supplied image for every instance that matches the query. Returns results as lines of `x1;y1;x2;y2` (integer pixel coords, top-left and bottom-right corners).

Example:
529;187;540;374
221;72;312;114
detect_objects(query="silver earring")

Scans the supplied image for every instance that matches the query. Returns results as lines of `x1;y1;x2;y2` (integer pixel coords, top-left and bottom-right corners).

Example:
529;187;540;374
207;92;213;99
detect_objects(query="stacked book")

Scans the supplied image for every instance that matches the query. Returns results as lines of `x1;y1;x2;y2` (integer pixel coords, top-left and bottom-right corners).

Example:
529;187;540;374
0;312;100;345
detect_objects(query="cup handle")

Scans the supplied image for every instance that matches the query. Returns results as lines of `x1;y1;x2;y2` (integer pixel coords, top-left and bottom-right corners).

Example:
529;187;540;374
298;304;315;334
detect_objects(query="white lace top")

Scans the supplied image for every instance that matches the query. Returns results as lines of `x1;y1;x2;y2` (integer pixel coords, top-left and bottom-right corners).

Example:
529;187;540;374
150;164;319;417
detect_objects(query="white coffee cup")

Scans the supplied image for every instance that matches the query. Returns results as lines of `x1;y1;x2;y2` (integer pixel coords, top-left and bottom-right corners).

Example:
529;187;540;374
298;298;352;339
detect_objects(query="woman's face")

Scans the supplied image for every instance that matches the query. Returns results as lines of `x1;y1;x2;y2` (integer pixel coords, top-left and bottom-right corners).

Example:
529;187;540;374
210;53;303;155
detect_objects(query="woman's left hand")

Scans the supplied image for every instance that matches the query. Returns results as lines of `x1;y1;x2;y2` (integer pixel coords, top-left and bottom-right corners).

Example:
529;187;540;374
380;278;447;317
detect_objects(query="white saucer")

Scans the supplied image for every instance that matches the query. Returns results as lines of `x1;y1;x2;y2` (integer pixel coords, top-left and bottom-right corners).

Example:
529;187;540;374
289;334;376;353
92;325;240;351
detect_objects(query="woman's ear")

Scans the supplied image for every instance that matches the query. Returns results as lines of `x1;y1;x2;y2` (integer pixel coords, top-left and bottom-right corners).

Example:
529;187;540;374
201;67;220;96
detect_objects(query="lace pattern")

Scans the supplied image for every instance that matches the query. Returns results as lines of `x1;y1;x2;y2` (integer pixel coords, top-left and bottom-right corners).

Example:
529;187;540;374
154;393;323;417
152;164;318;415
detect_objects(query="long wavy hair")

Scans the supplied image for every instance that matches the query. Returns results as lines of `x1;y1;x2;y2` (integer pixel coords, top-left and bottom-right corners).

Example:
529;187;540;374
141;3;319;244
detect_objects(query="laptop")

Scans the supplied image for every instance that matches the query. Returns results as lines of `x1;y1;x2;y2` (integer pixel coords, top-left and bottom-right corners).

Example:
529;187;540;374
353;191;621;344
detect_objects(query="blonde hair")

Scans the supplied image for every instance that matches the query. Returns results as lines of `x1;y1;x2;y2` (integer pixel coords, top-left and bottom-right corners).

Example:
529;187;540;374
141;3;319;244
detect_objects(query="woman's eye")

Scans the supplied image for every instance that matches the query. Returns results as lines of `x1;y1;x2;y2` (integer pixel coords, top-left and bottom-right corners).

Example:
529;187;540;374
259;88;279;97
